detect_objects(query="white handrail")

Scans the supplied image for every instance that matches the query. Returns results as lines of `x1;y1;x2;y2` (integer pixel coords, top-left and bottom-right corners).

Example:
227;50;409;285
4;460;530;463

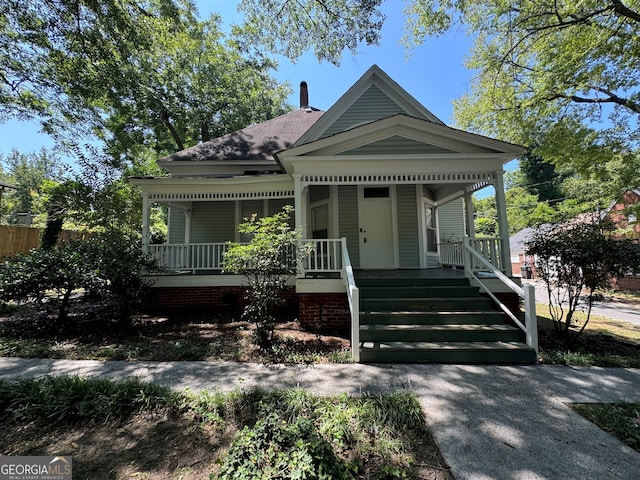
463;238;538;356
341;237;360;362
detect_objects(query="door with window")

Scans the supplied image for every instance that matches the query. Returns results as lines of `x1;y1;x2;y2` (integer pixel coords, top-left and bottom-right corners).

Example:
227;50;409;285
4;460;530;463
358;186;396;268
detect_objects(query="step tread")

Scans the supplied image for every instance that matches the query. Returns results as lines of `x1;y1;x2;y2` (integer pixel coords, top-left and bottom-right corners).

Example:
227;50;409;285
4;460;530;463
361;310;502;316
360;324;519;332
362;296;488;301
360;341;534;351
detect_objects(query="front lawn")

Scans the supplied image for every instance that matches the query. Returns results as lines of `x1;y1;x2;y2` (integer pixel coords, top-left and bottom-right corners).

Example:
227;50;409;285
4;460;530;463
0;376;453;480
536;306;640;368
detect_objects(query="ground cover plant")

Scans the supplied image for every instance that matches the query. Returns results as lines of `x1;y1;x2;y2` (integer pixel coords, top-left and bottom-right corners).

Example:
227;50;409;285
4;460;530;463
0;376;452;480
570;403;640;453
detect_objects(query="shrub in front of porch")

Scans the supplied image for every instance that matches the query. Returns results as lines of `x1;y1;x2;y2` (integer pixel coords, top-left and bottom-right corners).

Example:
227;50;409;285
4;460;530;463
0;231;157;326
223;206;309;348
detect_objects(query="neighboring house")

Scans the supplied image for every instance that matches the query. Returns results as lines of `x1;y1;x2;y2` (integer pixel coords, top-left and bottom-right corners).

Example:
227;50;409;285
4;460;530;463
509;226;539;278
131;65;538;363
601;188;640;239
602;188;640;292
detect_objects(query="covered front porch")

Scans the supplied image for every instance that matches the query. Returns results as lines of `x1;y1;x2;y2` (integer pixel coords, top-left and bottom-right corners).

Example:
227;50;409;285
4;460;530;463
145;235;537;363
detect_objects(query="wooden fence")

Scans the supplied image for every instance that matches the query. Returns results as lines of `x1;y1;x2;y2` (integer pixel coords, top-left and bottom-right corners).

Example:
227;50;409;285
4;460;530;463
0;225;88;260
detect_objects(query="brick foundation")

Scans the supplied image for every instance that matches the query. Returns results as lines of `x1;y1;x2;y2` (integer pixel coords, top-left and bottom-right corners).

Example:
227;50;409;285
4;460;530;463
147;287;349;332
297;293;351;333
147;286;298;319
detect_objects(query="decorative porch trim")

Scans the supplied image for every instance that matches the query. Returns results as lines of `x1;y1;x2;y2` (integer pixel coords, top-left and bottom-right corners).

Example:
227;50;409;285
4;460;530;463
149;190;295;202
300;172;495;185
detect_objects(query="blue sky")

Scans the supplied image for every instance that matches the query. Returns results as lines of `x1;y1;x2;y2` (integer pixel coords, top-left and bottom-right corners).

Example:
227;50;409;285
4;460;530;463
0;0;476;156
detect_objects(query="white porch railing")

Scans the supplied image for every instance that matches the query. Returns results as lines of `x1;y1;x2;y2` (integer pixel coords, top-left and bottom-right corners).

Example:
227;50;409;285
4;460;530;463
150;239;345;275
463;238;538;356
149;243;236;272
439;238;506;272
301;239;343;274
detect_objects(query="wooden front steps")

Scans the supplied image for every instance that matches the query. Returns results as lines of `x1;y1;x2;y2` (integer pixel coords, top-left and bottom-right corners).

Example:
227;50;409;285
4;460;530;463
356;273;537;364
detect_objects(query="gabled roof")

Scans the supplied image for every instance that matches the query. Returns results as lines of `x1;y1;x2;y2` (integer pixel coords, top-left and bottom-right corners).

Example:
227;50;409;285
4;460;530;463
0;180;17;189
510;227;542;253
294;65;444;146
601;187;640;221
158;108;324;165
276;114;525;173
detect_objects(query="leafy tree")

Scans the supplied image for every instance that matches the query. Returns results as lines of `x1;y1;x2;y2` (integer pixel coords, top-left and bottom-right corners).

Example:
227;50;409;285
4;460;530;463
237;0;385;65
526;220;640;345
2;1;291;158
83;231;159;323
401;0;640;189
0;149;67;223
473;195;497;236
0;0;186;130
100;15;292;162
517;151;566;203
2;1;293;238
223;206;308;348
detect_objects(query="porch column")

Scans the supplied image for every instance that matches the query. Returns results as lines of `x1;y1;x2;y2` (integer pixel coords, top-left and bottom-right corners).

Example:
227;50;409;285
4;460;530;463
463;190;475;240
493;172;512;274
141;193;150;254
184;207;192;244
293;174;308;237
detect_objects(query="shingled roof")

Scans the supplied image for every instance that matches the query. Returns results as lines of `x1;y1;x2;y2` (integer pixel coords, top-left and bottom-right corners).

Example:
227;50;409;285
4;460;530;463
158;108;324;163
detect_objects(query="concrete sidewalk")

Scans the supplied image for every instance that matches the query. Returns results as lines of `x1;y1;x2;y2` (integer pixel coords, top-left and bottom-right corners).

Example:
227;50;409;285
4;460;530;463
1;357;639;479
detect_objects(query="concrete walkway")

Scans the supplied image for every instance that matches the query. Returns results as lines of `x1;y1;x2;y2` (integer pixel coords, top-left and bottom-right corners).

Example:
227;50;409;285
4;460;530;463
1;358;639;479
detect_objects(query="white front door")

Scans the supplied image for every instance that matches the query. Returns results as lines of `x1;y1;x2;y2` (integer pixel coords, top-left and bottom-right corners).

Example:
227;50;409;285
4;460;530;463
358;186;396;268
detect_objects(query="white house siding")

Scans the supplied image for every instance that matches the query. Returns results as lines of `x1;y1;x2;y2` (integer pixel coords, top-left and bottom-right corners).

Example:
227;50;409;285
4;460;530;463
396;184;420;268
422;185;435;202
168;208;185;244
321;85;405;138
338;185;360;268
191;201;236;243
309;185;330;204
338;136;453;155
438;198;466;242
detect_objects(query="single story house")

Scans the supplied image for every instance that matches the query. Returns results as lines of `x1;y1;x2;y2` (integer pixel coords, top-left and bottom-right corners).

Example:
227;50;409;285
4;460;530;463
130;65;538;363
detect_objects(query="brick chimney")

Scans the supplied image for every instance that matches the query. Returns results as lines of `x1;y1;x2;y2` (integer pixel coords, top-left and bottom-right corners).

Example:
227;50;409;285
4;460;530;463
300;81;309;109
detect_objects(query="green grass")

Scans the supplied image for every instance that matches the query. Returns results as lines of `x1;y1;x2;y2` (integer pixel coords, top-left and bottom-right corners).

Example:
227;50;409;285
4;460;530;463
536;304;640;367
571;403;640;452
0;376;172;423
540;350;640;368
0;376;446;479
